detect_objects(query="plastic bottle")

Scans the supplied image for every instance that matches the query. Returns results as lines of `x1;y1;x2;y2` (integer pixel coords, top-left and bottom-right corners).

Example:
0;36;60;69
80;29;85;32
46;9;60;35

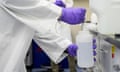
76;26;94;68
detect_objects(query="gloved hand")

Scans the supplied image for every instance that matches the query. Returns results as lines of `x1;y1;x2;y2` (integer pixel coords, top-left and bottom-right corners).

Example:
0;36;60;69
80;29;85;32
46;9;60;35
67;39;97;56
93;38;97;62
59;8;86;25
67;44;78;56
93;38;97;50
54;0;66;8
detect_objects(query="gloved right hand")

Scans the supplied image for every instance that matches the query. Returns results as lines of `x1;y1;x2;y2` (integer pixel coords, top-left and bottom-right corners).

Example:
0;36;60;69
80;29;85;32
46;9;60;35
59;8;86;25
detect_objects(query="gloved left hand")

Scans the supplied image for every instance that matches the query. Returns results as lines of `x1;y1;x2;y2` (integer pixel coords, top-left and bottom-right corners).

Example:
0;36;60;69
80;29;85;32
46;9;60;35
54;0;66;8
67;39;97;56
67;44;78;56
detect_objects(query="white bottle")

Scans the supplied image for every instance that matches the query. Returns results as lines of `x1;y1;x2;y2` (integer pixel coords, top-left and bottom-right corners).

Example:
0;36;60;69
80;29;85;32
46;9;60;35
76;29;94;68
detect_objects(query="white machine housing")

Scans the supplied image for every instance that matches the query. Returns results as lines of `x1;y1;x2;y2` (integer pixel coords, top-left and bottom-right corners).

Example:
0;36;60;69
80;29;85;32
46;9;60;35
89;0;120;34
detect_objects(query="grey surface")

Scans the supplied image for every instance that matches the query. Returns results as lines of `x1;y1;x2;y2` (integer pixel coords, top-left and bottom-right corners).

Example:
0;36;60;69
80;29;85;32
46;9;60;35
31;67;82;72
90;30;120;48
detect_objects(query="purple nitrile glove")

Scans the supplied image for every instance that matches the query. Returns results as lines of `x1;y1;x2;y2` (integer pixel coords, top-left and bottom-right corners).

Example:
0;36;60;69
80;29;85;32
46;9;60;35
67;44;78;56
59;8;86;25
67;39;97;57
54;0;66;8
93;38;97;49
93;50;97;56
94;57;97;62
93;38;97;56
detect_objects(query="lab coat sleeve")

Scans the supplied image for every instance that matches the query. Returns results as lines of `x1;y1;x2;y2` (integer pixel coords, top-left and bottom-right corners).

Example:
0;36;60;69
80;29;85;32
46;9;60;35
0;0;72;63
0;0;62;34
34;31;72;63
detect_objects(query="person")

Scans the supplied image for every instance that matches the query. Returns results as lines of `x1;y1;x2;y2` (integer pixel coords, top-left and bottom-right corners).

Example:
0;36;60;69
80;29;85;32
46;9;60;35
33;0;75;63
0;0;86;72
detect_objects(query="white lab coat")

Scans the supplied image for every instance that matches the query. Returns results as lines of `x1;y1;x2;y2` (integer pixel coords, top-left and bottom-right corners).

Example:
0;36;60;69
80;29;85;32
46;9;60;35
0;0;72;72
33;0;73;63
53;0;73;41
